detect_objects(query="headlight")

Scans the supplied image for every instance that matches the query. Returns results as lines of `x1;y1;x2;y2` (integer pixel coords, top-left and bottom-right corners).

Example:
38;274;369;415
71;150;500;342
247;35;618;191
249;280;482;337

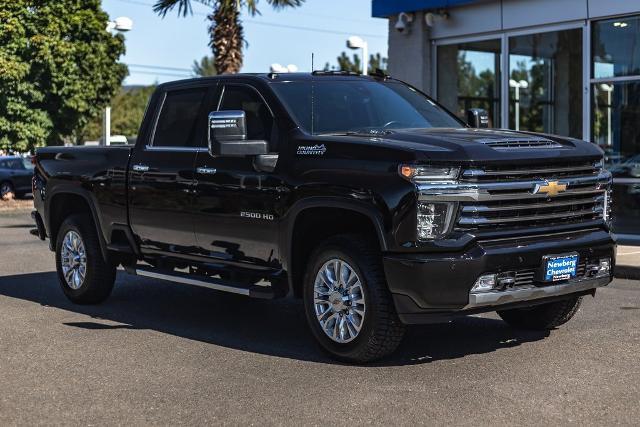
594;157;604;170
417;201;455;240
399;165;460;183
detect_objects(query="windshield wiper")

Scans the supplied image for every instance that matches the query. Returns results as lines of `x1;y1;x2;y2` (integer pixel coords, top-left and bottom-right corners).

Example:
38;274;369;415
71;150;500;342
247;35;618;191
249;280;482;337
317;129;392;137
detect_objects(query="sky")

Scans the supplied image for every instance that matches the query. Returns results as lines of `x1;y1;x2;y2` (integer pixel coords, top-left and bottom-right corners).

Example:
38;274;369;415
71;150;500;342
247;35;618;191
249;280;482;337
102;0;389;86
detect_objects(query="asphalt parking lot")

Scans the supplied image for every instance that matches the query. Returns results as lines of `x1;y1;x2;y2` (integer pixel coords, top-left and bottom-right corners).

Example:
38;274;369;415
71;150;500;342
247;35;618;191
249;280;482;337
1;209;639;425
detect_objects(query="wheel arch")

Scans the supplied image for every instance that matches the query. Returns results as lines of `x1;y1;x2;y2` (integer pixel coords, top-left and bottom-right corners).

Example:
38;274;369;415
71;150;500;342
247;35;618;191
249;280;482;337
283;197;389;298
46;187;109;261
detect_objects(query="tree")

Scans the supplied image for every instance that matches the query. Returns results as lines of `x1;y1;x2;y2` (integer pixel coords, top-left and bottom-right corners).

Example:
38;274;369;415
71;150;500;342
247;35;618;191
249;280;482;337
324;52;388;74
0;1;127;152
153;0;304;75
192;55;217;77
80;85;156;143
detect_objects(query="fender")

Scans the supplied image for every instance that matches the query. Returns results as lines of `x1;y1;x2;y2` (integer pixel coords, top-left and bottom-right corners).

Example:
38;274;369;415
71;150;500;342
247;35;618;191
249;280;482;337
280;196;390;296
45;184;110;262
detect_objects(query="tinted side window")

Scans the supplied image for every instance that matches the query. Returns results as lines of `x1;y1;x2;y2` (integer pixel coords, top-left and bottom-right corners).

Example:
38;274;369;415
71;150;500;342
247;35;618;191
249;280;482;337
219;85;272;141
152;88;207;147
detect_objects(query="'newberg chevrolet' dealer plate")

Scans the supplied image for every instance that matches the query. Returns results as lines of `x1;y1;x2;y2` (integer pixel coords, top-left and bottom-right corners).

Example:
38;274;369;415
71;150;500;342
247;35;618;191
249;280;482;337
544;254;579;282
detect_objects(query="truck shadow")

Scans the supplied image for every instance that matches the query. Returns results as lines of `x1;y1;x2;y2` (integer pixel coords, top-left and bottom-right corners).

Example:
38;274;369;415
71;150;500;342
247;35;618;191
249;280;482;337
0;271;550;367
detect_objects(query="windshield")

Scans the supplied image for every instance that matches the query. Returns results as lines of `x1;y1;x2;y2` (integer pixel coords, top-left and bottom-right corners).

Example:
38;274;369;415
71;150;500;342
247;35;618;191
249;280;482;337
270;79;463;134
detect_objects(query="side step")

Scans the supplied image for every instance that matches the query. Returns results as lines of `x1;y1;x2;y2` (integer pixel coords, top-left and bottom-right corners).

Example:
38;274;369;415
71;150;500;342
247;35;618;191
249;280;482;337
124;266;277;299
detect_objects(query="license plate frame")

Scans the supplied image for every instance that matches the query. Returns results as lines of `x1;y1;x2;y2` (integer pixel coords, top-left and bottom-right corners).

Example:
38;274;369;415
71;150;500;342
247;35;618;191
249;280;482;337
542;253;579;282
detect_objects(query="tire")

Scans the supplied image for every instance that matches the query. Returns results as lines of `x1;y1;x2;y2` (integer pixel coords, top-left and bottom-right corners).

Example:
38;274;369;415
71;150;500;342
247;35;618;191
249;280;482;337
497;296;582;330
303;234;406;363
0;181;15;201
55;214;116;304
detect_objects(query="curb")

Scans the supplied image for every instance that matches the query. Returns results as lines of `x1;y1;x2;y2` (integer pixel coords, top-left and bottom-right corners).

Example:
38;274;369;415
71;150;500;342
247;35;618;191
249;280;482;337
614;266;640;281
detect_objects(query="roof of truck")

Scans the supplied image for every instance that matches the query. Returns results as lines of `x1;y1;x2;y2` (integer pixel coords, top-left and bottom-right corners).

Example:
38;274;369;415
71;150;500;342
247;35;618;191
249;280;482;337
156;72;386;90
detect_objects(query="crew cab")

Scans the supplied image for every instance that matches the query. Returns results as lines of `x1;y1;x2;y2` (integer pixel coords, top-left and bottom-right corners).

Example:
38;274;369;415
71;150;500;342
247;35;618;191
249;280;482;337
31;73;615;362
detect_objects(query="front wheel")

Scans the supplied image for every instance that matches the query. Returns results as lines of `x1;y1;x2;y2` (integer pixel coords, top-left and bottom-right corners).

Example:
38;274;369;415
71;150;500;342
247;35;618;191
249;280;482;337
497;296;582;330
0;181;15;200
55;214;116;304
303;234;406;363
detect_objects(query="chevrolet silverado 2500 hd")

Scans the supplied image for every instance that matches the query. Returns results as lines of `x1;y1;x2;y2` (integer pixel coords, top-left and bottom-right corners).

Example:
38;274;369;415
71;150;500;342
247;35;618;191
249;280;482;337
31;72;615;362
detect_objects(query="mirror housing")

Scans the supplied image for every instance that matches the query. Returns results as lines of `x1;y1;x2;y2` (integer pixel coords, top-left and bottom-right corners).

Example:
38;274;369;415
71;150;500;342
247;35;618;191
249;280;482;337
208;110;268;156
466;108;490;128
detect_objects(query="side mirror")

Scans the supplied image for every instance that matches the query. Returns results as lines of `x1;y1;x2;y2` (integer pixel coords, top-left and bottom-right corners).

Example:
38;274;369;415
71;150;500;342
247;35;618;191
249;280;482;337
466;108;490;128
208;110;268;156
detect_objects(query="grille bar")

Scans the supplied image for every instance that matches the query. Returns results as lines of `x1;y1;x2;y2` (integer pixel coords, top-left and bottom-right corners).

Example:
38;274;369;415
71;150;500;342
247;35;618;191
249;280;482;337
463;164;597;179
458;207;603;226
461;195;604;213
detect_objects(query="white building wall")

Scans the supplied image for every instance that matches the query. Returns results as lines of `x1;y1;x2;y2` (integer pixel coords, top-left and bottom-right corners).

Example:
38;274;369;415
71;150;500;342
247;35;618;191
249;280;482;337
387;12;433;92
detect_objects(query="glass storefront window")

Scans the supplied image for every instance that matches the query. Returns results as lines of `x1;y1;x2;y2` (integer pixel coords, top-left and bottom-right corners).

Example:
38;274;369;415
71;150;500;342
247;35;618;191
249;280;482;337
592;17;640;237
592;16;640;79
508;29;583;138
437;39;501;127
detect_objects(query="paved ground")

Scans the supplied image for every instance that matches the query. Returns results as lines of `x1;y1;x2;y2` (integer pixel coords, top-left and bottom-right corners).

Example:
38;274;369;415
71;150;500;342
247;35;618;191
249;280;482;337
0;210;639;425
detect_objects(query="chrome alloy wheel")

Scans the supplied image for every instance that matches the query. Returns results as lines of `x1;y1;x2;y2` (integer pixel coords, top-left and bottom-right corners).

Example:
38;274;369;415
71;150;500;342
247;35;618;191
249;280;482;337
60;230;87;290
313;258;366;343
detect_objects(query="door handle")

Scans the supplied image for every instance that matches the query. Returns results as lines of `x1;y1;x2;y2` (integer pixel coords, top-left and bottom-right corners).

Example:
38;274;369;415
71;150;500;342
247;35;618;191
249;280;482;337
132;164;149;172
196;167;217;175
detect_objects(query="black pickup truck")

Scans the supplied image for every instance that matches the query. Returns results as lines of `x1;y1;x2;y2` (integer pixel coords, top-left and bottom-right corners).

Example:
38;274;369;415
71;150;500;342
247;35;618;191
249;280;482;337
31;72;615;362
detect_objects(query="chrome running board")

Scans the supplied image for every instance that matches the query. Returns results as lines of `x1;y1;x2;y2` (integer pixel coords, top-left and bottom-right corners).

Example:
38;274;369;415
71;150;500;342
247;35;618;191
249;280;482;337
123;266;276;299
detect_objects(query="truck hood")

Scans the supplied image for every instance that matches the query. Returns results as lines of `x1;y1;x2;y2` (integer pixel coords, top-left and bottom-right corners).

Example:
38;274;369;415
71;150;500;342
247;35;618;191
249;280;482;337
318;128;604;165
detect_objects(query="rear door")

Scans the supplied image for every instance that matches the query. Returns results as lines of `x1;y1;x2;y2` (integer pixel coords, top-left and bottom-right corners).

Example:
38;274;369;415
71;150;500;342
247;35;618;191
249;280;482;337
192;83;285;272
128;84;212;255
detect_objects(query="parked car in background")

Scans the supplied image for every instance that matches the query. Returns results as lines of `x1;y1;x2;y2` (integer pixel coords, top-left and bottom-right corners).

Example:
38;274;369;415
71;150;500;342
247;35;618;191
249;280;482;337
0;156;33;200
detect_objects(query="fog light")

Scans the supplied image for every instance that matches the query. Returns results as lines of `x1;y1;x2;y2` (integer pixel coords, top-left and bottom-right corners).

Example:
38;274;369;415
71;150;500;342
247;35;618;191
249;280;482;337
596;258;611;277
417;202;454;240
471;274;497;293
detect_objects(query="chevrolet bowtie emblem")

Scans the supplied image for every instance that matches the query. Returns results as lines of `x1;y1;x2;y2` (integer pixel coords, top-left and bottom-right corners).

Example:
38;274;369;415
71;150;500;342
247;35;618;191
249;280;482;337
534;180;567;197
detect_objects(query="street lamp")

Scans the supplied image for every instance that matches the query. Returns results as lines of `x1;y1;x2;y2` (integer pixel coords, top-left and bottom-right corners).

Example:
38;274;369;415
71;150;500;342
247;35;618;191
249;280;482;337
600;83;614;146
509;79;528;131
102;17;133;146
346;36;368;76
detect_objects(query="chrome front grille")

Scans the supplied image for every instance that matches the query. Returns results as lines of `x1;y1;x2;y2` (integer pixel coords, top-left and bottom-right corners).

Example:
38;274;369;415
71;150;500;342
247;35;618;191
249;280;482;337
454;161;608;230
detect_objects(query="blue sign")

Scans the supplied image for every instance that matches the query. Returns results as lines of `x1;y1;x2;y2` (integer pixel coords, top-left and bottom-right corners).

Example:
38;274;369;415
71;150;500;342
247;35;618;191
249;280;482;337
545;254;578;282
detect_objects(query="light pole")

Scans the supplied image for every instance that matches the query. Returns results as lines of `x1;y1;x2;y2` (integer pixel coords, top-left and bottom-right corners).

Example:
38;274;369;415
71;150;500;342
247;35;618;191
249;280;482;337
103;17;133;146
600;83;614;146
346;36;368;76
509;79;529;131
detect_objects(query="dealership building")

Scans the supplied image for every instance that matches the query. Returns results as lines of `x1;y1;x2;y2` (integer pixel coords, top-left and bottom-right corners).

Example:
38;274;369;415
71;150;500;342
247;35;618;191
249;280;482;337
373;0;640;242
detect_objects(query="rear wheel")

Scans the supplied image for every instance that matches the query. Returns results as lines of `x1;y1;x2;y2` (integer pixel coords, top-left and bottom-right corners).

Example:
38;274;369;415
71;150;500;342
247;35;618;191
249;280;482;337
303;234;405;363
497;296;582;330
0;181;15;200
55;214;116;304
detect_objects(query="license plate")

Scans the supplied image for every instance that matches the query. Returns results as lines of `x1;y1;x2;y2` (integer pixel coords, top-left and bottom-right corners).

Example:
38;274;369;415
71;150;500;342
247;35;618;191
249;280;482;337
544;254;579;282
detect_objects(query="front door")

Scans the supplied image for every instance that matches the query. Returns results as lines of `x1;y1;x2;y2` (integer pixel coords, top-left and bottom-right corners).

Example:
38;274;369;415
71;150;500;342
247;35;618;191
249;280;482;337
192;83;285;273
129;85;211;255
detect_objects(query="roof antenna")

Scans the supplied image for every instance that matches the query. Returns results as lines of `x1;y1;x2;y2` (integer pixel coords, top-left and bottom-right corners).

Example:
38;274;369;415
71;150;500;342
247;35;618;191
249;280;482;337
311;52;315;135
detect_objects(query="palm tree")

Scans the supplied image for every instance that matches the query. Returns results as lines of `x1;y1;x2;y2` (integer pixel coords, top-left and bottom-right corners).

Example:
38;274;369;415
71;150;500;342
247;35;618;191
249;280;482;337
153;0;304;74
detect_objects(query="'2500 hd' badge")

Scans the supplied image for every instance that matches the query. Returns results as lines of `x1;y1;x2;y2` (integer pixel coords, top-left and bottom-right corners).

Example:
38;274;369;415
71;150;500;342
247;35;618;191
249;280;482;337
297;144;326;156
241;211;274;221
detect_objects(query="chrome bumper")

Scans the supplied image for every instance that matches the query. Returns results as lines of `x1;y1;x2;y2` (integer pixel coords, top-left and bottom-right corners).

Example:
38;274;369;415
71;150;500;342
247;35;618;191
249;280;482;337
464;276;611;310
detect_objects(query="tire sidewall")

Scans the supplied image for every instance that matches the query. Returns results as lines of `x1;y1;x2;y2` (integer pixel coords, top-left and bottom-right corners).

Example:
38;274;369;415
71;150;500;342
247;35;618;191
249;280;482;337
1;181;15;201
303;243;377;360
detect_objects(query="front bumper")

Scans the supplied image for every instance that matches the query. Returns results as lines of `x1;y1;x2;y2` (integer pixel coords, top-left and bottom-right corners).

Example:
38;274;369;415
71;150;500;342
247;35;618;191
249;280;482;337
383;228;615;324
